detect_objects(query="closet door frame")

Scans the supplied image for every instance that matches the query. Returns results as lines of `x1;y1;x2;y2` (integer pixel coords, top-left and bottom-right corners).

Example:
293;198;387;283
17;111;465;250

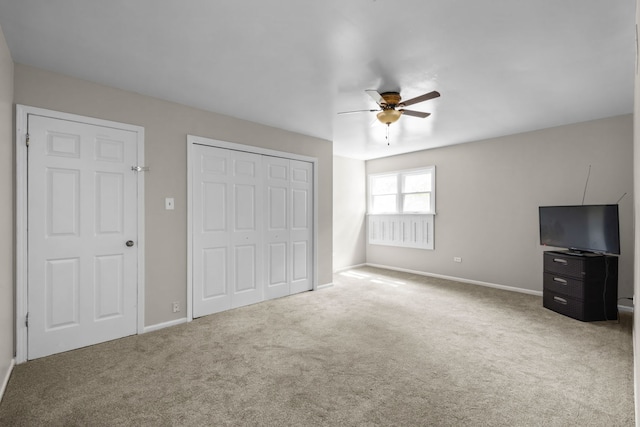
186;135;318;321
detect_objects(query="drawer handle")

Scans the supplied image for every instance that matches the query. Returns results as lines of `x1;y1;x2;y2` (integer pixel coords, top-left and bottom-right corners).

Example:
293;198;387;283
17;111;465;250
553;258;568;265
553;277;567;284
553;296;568;305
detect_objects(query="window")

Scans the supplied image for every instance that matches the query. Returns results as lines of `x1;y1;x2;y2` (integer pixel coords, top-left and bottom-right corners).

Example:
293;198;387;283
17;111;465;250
370;174;398;213
369;167;435;214
367;167;436;250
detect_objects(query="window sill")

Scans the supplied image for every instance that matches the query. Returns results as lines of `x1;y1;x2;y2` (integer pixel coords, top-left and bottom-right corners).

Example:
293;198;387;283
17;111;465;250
367;212;436;216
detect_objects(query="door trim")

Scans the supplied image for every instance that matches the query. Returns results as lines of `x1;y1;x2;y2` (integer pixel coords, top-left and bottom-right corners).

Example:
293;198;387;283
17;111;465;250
186;135;319;321
15;105;146;363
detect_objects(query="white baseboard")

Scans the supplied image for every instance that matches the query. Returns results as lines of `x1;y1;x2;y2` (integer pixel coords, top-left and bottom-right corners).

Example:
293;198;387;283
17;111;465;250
0;358;15;403
365;263;543;296
362;263;635;313
143;317;188;334
619;305;634;313
333;263;367;273
316;282;334;290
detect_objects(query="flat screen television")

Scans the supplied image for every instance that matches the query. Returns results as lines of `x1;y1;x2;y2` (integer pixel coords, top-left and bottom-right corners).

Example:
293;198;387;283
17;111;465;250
539;205;620;255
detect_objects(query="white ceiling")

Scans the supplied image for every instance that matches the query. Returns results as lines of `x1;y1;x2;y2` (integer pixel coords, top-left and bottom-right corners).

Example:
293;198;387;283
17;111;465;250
0;1;635;160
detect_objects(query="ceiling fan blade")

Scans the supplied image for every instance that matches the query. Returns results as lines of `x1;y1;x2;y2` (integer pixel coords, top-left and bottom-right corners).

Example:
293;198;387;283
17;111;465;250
399;91;440;107
365;89;385;106
400;109;431;118
337;109;380;115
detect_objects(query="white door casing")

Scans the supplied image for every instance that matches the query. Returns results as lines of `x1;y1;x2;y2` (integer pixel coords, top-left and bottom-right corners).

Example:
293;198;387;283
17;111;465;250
188;136;317;320
15;105;145;362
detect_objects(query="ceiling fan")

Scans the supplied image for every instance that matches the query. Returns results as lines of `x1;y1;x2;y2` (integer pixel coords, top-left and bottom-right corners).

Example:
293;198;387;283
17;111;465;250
339;89;441;126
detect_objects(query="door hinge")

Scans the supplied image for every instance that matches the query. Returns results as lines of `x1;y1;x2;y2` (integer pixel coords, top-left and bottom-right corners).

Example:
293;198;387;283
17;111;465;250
25;133;30;147
131;166;149;172
25;312;28;328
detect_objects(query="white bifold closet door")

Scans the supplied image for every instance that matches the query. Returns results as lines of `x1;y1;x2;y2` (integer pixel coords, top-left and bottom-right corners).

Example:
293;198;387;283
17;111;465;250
192;144;313;318
192;146;264;316
264;156;313;299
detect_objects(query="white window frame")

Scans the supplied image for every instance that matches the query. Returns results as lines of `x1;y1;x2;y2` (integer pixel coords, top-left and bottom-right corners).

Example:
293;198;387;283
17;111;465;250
368;166;435;215
367;166;436;250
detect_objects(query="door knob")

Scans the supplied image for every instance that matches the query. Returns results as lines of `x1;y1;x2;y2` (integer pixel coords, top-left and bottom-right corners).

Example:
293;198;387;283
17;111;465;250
126;240;135;247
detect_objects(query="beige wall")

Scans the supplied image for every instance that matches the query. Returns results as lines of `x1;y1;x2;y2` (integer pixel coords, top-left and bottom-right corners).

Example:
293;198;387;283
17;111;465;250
633;0;639;421
0;25;14;389
367;115;634;303
13;64;333;327
333;156;366;271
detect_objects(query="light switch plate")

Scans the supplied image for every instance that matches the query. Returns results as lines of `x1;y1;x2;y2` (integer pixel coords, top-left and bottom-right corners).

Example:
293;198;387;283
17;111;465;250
165;197;175;210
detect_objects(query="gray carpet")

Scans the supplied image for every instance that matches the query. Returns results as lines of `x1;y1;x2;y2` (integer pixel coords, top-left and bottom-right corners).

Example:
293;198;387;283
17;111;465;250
0;266;634;426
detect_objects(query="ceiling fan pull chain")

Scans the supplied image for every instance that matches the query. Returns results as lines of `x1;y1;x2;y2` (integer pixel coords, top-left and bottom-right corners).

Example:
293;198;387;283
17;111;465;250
386;123;390;145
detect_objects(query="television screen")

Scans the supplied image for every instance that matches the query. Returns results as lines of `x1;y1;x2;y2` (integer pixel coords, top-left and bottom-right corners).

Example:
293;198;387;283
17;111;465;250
539;205;620;254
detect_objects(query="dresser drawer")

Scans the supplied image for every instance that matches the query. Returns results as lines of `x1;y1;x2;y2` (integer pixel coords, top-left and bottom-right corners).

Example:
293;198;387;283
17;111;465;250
543;291;587;320
543;290;610;321
543;272;584;299
543;253;586;279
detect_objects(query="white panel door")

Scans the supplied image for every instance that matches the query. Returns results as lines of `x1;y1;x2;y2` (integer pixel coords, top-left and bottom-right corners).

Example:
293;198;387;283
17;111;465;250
289;160;313;294
264;156;291;300
28;115;138;360
191;142;313;318
192;145;232;316
192;145;263;317
264;157;313;299
230;151;264;308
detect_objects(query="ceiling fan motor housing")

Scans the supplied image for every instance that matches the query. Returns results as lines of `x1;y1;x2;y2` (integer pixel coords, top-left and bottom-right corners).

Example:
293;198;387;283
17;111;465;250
380;92;402;107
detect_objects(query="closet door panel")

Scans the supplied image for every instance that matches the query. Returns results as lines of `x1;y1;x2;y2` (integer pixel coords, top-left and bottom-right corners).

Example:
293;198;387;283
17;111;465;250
230;152;263;308
193;146;233;316
264;156;290;299
290;160;313;294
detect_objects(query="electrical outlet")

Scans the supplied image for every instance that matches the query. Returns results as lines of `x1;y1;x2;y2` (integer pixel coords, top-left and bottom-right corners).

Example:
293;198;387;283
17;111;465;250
172;301;180;313
453;257;462;263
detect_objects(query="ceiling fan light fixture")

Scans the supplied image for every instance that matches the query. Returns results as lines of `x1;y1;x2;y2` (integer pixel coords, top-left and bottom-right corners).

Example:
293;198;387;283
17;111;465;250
376;109;402;125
